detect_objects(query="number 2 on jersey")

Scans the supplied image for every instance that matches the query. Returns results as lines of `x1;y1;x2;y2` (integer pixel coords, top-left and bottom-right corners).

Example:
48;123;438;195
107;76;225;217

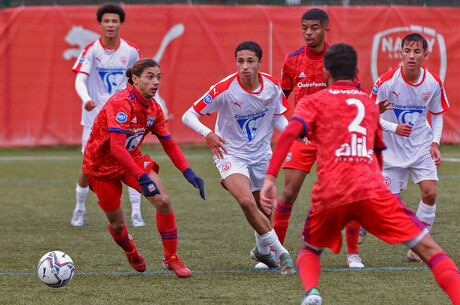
346;98;367;135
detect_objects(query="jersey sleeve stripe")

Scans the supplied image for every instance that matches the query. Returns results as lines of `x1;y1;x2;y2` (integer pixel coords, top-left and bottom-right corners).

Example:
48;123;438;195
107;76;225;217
153;132;171;139
108;128;128;133
290;117;308;135
72;40;97;73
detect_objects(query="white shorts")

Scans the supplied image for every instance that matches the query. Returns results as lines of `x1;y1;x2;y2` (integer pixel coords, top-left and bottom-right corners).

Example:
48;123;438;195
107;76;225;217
383;153;438;194
214;155;269;192
81;126;92;154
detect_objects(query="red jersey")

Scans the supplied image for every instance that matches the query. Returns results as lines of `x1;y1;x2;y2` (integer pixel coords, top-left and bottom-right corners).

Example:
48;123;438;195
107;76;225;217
281;43;361;106
83;85;169;179
271;82;388;212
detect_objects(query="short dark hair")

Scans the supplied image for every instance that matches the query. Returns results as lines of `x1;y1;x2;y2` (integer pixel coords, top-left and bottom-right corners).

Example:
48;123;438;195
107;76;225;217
235;41;263;61
126;59;160;85
324;43;357;81
401;33;428;52
301;8;329;25
97;3;126;23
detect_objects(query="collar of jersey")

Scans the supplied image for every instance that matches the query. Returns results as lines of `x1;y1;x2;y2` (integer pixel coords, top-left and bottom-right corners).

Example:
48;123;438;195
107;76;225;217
400;66;426;87
99;37;121;52
131;85;150;109
236;72;264;94
331;81;356;88
305;42;329;60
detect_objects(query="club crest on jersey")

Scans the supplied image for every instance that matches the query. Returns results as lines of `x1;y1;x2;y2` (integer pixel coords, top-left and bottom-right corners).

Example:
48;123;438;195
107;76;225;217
371;25;447;83
394;109;423;126
203;94;213;105
120;56;128;64
285;152;292;162
116;112;128;123
236;112;266;141
98;70;124;94
422;92;430;101
147;116;156;127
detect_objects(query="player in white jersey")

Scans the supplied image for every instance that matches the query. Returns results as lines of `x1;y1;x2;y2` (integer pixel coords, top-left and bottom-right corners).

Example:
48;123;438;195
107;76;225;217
371;33;450;262
182;41;296;275
71;3;144;227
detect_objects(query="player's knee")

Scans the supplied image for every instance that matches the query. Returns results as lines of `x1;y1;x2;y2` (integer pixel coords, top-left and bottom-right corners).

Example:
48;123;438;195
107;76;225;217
280;186;300;205
421;189;437;204
237;196;257;213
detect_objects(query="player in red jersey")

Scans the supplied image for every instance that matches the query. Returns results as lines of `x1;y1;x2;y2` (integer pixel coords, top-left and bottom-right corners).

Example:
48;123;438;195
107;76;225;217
273;8;364;269
71;3;144;228
260;43;460;305
83;59;205;278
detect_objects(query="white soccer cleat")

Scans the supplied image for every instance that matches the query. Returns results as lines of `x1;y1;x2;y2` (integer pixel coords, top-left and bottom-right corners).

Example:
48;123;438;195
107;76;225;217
131;213;145;227
407;249;422;262
254;262;269;269
347;253;365;268
70;210;86;226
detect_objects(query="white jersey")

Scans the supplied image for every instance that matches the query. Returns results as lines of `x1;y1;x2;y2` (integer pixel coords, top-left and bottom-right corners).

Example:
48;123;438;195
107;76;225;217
192;72;289;162
371;66;449;167
73;38;141;126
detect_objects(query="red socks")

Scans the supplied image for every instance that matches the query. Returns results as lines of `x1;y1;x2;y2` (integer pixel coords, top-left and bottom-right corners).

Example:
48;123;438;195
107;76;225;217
157;211;178;258
428;251;460;304
107;223;135;253
273;199;293;245
297;248;321;292
345;221;360;255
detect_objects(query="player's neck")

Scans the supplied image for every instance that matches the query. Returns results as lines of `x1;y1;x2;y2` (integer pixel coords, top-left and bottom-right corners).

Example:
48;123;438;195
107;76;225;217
239;74;261;92
101;35;120;50
402;66;422;84
306;41;327;55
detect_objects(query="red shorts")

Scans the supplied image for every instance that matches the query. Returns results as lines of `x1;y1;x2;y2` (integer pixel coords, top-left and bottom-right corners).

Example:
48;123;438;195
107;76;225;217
302;194;427;254
282;139;317;173
88;155;159;212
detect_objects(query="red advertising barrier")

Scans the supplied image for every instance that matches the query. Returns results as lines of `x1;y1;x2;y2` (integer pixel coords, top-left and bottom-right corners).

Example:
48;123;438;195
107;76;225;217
1;5;459;146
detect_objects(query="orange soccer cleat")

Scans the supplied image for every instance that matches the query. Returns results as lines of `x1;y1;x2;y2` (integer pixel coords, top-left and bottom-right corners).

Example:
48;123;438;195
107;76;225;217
162;255;192;278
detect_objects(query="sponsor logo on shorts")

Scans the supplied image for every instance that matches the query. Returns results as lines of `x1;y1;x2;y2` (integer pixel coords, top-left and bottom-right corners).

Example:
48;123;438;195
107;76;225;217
144;161;150;169
203;94;213;104
371;25;447;83
116;112;128;123
148;183;157;192
221;161;231;172
285;152;292;162
383;176;391;188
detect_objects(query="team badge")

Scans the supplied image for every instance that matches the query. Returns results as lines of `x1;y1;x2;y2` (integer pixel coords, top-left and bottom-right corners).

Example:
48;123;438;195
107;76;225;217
116;112;128;123
371;25;447;83
372;84;379;95
383;176;391;189
285;152;292;162
203;94;213;104
221;161;231;172
422;92;430;101
147;115;156;127
120;56;128;64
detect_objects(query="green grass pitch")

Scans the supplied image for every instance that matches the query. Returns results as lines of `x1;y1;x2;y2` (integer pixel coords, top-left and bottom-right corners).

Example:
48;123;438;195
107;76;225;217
0;144;459;304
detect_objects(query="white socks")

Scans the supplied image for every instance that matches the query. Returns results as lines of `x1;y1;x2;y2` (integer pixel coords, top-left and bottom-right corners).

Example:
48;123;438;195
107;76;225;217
416;200;436;231
255;231;271;255
260;229;288;257
75;183;89;212
128;186;142;217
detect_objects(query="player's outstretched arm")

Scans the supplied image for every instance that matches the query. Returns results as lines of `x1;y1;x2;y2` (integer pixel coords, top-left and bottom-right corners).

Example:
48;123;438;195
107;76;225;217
377;99;394;114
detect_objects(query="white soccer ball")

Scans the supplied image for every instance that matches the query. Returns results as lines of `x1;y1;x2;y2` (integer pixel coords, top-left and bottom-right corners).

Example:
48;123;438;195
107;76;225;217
37;251;75;288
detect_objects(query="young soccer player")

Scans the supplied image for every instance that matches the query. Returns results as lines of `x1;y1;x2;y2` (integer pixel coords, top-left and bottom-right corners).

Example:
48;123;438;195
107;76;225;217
260;43;460;305
83;58;205;278
372;33;450;262
71;3;145;227
273;8;364;268
182;41;296;275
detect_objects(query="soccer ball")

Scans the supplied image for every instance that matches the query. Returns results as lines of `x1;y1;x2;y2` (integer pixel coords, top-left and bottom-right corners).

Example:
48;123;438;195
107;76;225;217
37;251;75;288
